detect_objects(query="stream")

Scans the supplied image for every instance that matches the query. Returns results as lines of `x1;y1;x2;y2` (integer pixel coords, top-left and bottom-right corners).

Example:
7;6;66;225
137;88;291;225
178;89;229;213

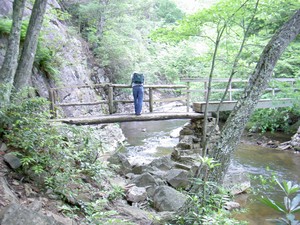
120;119;300;225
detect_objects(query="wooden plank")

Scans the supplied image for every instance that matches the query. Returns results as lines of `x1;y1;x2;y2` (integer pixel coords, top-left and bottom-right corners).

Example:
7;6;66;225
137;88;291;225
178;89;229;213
154;97;187;103
50;112;205;125
193;98;293;112
180;77;296;83
51;83;111;90
180;77;247;82
112;84;187;89
56;101;107;106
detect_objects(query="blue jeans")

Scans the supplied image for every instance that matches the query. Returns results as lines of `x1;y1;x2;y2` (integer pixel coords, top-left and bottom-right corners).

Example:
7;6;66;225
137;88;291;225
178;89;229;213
132;85;144;115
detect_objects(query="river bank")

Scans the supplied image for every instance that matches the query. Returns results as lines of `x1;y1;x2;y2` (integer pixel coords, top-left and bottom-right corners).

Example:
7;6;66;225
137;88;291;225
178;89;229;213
0;113;299;224
119;118;300;224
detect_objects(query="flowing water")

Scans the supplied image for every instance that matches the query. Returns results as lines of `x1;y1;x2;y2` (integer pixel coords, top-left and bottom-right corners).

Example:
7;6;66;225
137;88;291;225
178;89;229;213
120;120;300;224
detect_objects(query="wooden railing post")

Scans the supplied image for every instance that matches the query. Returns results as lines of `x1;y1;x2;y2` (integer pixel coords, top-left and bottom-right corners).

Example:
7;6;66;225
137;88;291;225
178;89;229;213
108;85;114;114
229;81;232;101
49;89;56;118
204;81;208;101
186;82;190;112
149;87;153;112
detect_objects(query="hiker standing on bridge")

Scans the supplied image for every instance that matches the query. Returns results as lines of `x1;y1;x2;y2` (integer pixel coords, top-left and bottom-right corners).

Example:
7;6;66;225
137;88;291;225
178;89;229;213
131;72;144;115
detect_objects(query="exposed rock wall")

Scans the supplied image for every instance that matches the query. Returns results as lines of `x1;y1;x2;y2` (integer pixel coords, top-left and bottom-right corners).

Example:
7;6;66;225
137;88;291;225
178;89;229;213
0;0;109;118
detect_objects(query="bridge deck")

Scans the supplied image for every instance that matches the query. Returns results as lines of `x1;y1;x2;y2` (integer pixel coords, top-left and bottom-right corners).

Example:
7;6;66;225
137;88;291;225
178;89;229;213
50;112;205;125
193;98;293;112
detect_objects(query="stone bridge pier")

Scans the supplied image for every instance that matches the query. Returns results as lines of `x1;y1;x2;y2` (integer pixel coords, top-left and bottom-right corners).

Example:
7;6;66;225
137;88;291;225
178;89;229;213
171;117;220;169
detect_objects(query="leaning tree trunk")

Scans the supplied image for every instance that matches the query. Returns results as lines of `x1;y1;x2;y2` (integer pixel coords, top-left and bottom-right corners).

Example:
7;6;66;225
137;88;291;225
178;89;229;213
211;9;300;184
13;0;48;92
0;0;26;106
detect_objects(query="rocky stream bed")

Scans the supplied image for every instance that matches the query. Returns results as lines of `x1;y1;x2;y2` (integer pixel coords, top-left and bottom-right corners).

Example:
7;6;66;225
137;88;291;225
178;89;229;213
1;117;300;225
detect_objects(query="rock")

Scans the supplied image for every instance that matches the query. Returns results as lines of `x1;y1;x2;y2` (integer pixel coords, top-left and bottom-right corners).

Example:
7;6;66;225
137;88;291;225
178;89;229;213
149;156;174;171
0;177;19;207
224;201;240;211
170;127;182;138
165;169;190;189
153;186;187;212
44;211;77;225
28;199;43;211
3;153;21;169
108;153;132;175
115;202;153;225
179;127;194;136
131;165;155;175
126;186;147;203
0;142;8;152
223;172;251;195
129;173;160;187
177;135;195;150
0;203;64;225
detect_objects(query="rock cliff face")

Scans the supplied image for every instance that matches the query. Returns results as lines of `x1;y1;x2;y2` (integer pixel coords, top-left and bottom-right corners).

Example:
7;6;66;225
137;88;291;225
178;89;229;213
0;0;109;117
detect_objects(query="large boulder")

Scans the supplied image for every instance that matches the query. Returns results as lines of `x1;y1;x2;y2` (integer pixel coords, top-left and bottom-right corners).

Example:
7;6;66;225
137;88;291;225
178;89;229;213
223;172;251;195
108;153;132;175
3;153;21;170
129;173;161;187
153;186;187;212
0;203;64;225
0;177;19;207
149;156;174;171
165;169;190;189
126;186;147;203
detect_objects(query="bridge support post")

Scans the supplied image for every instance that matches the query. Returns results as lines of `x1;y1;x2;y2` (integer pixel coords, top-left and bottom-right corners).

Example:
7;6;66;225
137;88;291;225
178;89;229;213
108;85;114;114
149;87;153;112
49;89;57;118
204;81;208;100
186;82;190;112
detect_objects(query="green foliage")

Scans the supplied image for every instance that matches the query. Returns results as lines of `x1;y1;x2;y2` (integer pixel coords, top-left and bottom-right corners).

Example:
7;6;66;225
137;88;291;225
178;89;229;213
0;18;58;78
172;157;246;225
249;107;299;133
107;185;126;201
154;0;184;23
0;88;106;187
0;19;28;39
260;179;300;225
0;88;132;222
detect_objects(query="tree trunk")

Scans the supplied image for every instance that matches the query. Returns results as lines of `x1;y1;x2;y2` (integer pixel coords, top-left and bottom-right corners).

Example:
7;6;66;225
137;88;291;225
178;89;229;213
0;0;26;106
13;0;48;92
211;9;300;184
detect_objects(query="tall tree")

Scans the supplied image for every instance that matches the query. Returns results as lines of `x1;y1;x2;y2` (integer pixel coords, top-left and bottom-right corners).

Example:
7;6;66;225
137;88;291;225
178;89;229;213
13;0;48;92
0;0;26;106
211;9;300;184
151;0;300;180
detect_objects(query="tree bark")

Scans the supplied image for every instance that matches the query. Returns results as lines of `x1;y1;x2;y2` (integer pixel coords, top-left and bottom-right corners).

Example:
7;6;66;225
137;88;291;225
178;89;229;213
13;0;48;92
211;9;300;184
0;0;26;106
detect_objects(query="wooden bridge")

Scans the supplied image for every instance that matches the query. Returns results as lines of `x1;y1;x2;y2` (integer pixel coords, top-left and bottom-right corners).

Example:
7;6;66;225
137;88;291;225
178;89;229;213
49;78;296;124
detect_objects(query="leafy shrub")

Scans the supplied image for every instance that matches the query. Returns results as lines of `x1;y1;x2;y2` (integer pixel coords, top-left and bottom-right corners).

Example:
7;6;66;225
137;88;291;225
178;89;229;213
1;89;106;189
172;157;247;225
260;179;300;225
249;108;298;133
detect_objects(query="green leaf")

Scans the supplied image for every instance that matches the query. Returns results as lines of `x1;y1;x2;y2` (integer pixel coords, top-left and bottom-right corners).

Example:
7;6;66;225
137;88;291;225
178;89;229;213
260;196;286;213
290;195;300;212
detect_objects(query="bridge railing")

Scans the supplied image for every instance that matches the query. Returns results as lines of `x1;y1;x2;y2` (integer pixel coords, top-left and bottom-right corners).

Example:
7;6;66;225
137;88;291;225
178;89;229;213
49;83;188;118
180;77;297;101
49;78;296;117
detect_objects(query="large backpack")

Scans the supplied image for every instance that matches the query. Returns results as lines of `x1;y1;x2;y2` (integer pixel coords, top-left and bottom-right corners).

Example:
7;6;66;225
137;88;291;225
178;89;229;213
132;73;144;84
